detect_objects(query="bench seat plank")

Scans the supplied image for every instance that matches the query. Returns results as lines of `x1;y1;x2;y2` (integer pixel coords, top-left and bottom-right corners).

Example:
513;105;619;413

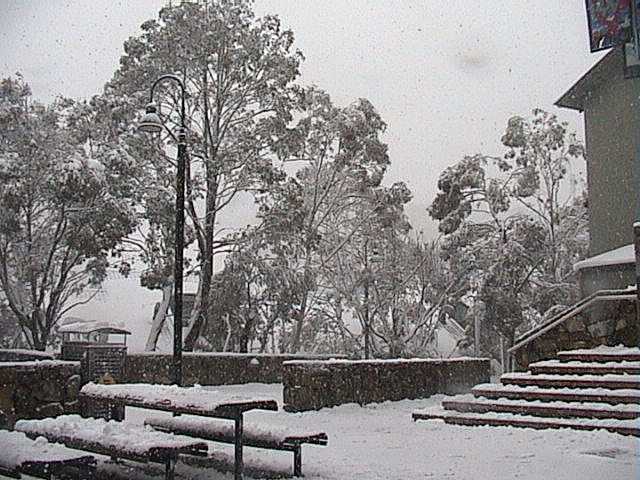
15;415;208;464
146;416;328;448
0;429;96;479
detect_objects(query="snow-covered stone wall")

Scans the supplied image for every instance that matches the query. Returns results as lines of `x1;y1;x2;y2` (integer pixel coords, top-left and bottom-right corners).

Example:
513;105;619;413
0;349;54;362
281;357;490;412
0;360;81;428
124;352;347;386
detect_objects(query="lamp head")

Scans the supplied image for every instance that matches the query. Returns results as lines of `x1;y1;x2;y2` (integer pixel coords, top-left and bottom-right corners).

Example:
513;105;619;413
138;103;163;134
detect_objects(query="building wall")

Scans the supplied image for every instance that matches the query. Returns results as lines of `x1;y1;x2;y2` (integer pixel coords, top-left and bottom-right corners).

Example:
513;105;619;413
584;57;640;255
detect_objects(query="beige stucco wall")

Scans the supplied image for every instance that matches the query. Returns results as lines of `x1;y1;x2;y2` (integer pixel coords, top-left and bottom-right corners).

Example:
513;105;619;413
583;59;640;256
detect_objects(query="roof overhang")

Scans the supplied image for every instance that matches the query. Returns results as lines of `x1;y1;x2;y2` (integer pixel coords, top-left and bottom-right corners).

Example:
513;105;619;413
555;48;621;112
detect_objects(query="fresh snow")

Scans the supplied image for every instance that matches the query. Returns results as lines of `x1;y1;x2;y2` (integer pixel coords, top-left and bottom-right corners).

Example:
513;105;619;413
283;356;486;366
146;415;323;444
531;359;640;370
532;359;640;368
559;345;640;356
473;383;640;398
14;415;205;457
440;393;640;413
80;382;277;412
0;430;92;470
573;244;635;271
501;372;639;382
415;405;640;429
116;383;638;480
0;360;78;368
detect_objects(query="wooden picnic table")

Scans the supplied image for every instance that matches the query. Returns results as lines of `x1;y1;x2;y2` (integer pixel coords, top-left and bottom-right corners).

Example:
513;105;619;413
79;383;278;480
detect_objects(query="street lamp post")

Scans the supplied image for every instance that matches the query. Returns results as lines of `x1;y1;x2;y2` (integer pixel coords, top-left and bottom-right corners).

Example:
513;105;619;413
138;74;187;386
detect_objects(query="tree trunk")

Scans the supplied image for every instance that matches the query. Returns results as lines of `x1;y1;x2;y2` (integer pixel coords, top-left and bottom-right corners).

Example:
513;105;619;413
145;283;173;351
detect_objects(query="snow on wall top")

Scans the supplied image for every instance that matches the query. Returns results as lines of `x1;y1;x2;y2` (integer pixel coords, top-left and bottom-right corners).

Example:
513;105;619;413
283;356;488;367
80;382;277;412
0;360;79;369
0;430;93;470
573;244;634;271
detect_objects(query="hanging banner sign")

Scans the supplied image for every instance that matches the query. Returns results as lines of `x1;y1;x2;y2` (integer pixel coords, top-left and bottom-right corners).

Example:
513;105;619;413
586;0;635;51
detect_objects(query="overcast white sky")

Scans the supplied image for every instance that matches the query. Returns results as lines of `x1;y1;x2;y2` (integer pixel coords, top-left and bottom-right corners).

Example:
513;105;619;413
0;1;607;347
0;0;604;237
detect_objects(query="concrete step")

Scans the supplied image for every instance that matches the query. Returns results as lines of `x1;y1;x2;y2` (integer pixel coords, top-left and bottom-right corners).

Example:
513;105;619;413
412;408;640;437
500;372;640;390
558;347;640;364
471;383;640;405
529;360;640;376
441;395;640;420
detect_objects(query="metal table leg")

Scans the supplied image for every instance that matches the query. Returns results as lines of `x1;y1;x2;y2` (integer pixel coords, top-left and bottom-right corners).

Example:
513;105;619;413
234;414;244;480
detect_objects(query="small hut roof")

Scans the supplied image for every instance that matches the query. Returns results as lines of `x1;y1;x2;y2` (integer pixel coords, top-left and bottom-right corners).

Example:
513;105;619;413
58;317;131;335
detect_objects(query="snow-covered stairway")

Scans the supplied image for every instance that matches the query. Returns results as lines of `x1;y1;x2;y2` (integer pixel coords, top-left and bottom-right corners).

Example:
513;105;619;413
413;346;640;436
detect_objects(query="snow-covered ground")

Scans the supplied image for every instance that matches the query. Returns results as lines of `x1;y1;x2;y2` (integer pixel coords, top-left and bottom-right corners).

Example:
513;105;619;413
110;383;640;480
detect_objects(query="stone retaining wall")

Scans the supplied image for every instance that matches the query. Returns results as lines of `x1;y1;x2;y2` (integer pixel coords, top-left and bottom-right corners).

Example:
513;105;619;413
282;357;491;412
512;296;637;370
0;360;81;428
124;352;346;386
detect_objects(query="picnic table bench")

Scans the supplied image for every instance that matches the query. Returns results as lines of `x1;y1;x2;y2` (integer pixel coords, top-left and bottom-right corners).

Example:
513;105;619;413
14;415;208;480
146;416;328;477
79;383;278;480
0;429;96;479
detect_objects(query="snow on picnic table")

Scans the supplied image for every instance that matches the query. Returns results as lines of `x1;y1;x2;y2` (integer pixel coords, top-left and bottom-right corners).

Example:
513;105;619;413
0;430;92;471
121;383;638;480
15;415;205;457
80;382;277;412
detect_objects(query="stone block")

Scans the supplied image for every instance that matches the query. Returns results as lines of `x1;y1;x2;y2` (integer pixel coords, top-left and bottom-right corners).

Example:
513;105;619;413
36;402;64;418
64;374;82;402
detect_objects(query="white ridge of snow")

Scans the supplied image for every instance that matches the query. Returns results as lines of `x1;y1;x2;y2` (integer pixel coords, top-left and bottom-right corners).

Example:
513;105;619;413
502;373;640;382
416;405;640;430
147;415;322;444
531;360;640;369
559;345;640;355
438;394;640;413
0;430;92;471
14;415;205;456
474;383;640;398
284;356;487;366
0;360;78;368
80;382;275;411
0;348;53;358
573;244;635;271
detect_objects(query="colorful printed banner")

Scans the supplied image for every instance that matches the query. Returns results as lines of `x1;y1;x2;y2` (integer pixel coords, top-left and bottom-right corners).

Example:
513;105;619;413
585;0;637;51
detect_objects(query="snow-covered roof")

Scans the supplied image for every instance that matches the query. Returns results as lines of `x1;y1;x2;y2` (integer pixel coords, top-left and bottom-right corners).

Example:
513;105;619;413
58;316;130;335
573;244;634;271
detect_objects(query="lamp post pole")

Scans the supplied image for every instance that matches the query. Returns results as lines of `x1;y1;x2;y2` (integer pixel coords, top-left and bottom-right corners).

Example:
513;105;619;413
139;74;187;386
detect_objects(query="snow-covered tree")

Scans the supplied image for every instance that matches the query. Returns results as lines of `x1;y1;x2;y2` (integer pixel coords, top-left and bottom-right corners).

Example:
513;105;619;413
429;109;588;356
98;0;304;350
0;75;137;349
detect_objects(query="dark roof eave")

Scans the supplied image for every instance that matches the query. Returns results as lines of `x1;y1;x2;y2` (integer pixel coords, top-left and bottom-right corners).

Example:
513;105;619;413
555;48;620;113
